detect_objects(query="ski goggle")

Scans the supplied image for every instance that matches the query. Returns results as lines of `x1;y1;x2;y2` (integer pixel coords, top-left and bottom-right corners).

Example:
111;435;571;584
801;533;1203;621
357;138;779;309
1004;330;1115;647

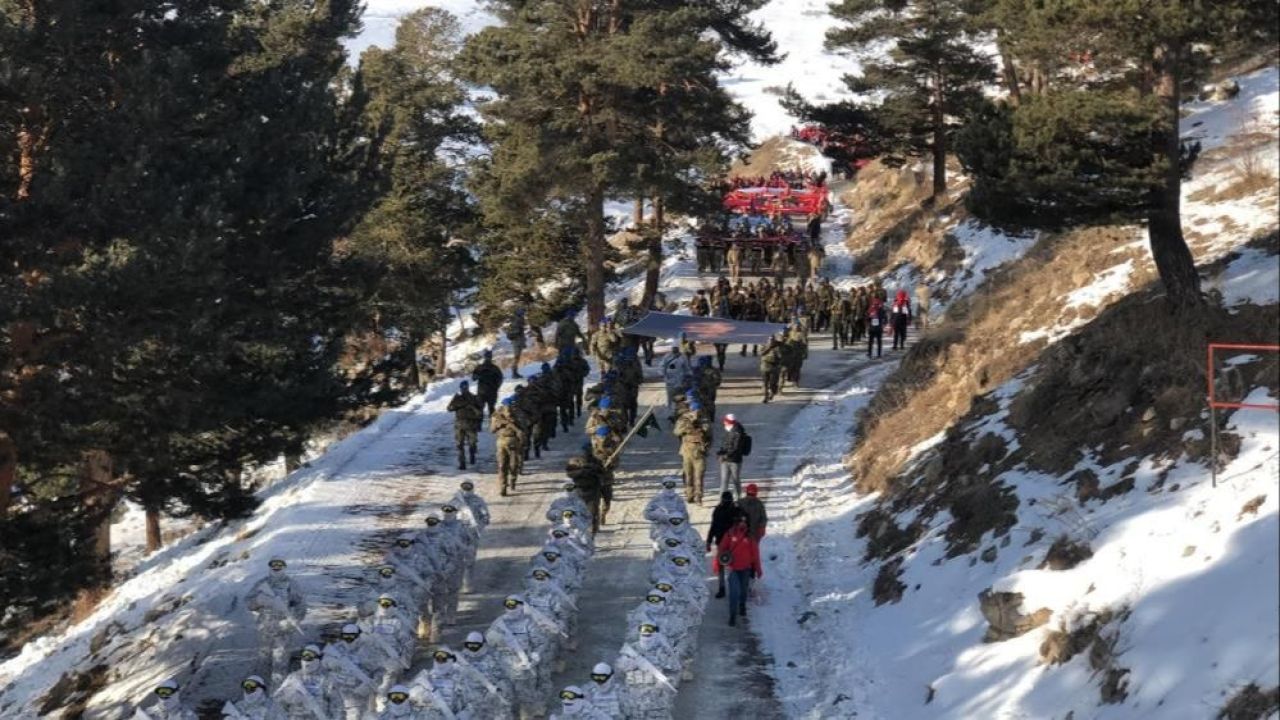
378;566;395;578
561;510;575;518
268;560;287;570
395;538;413;548
442;505;457;514
532;570;550;581
463;641;483;652
378;597;396;608
668;517;685;526
552;530;569;539
646;594;665;604
542;551;560;562
663;538;680;548
655;582;673;593
433;651;455;663
559;689;585;701
425;517;441;527
388;691;409;704
504;598;522;609
154;686;178;698
662;481;676;489
241;679;262;693
341;632;360;642
671;557;690;566
461;482;475;491
590;672;612;683
300;649;321;661
639;624;659;636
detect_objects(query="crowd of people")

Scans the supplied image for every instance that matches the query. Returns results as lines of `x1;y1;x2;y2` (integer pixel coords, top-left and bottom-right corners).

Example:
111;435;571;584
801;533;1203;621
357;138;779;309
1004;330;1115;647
722;168;827;191
131;481;492;720
696;212;825;281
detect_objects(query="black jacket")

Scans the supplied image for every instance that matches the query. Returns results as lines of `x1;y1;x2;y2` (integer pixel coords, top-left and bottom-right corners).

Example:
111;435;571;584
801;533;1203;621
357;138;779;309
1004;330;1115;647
718;422;746;463
706;501;741;548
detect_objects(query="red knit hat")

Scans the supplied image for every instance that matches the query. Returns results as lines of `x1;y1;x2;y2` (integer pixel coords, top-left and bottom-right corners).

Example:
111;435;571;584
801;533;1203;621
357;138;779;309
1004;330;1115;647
745;483;758;496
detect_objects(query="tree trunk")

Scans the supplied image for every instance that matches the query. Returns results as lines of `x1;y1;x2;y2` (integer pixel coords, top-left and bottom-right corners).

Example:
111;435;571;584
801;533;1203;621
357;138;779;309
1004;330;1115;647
641;195;665;307
0;431;15;514
633;197;645;227
584;185;608;329
16;120;44;202
931;76;947;196
1147;44;1201;309
80;450;117;585
997;32;1021;106
284;439;305;474
435;330;447;379
406;333;425;390
145;507;162;553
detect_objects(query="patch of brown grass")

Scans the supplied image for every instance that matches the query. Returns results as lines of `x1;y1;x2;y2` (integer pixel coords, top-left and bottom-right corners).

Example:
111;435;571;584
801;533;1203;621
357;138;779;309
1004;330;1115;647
70;587;110;624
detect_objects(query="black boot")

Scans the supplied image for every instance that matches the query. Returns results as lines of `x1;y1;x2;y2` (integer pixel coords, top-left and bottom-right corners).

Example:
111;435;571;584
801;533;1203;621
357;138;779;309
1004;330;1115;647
457;447;466;471
715;587;725;598
469;446;477;465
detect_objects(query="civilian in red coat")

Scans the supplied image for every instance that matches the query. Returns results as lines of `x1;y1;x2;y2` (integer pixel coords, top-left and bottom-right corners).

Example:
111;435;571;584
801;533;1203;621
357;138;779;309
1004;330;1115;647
712;515;762;626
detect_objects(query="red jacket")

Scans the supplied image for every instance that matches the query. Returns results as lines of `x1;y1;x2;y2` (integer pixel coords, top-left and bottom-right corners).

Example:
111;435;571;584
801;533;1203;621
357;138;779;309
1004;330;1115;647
712;527;762;577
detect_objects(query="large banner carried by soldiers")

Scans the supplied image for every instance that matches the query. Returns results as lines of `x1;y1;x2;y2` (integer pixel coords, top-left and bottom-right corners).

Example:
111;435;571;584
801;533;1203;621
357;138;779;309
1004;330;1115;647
620;312;788;344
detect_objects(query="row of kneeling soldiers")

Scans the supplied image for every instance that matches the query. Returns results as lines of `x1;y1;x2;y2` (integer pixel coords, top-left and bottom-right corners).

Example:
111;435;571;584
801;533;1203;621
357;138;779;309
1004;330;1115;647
546;478;709;720
130;482;491;720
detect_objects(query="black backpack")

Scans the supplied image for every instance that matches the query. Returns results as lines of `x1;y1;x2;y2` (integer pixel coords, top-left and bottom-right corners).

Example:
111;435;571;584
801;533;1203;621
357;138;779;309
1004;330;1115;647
740;428;753;457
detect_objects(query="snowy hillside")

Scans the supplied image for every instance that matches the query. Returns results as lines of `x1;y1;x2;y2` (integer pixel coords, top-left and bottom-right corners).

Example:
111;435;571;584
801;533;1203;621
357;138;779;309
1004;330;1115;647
345;0;857;140
749;66;1280;720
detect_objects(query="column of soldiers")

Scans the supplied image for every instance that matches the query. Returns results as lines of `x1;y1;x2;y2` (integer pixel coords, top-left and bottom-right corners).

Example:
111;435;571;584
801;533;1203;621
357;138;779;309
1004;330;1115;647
662;346;721;506
548;482;709;720
129;483;491;720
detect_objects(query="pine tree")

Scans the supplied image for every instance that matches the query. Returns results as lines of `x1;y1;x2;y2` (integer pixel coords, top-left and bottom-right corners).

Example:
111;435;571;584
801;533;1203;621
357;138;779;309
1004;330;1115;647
346;8;478;389
1069;0;1277;307
460;1;775;327
0;0;372;606
825;0;995;195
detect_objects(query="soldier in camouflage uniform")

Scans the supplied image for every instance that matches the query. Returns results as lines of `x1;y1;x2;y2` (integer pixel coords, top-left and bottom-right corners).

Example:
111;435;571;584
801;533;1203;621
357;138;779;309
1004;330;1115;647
447;381;485;470
566;445;611;532
673;403;710;504
491;397;524;496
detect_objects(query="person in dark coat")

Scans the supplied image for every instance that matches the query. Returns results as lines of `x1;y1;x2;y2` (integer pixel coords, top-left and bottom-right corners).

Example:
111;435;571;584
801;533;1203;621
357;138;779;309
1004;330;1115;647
738;483;768;541
471;350;505;417
705;492;741;598
866;296;887;359
715;414;746;498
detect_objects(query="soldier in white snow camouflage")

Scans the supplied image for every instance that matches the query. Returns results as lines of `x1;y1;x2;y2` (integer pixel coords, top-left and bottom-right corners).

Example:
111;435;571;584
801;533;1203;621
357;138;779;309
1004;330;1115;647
615;623;680;719
486;595;559;719
246;558;308;688
322;625;381;719
583;662;624;719
274;645;342;720
221;675;286;720
132;679;198;720
643;478;687;523
456;631;515;719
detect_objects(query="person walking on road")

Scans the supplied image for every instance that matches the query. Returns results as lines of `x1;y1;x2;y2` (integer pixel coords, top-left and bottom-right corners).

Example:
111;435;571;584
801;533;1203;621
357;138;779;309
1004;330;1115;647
674;403;710;504
506;308;528;378
713;515;761;626
715;414;747;498
738;483;768;541
891;289;912;350
471;349;505;417
866;295;887;358
447;381;484;470
706;492;741;599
